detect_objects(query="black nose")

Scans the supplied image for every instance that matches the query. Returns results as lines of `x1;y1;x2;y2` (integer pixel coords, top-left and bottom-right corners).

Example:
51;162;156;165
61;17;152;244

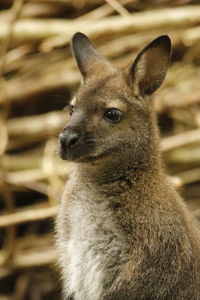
59;131;80;148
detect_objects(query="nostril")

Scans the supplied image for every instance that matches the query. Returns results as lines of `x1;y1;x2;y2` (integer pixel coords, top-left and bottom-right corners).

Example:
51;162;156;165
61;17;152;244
67;132;79;148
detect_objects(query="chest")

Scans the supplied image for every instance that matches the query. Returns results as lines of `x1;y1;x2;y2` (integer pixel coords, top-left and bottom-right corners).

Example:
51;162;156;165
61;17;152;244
66;200;126;300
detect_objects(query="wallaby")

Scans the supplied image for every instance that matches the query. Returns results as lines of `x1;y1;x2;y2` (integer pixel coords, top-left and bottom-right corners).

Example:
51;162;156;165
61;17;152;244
56;32;200;300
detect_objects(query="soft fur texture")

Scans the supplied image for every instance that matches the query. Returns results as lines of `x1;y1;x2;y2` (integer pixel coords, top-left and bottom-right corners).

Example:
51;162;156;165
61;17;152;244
56;33;200;300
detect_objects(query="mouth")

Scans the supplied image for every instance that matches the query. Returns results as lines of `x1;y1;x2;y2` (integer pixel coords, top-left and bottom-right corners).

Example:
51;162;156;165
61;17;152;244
78;149;112;162
58;139;96;162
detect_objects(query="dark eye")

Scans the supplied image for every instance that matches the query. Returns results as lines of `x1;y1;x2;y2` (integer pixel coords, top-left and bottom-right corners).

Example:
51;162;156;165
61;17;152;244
104;108;123;123
64;105;75;116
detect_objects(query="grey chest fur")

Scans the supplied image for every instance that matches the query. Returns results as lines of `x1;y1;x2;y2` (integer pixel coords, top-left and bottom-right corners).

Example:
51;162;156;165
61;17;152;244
66;199;126;300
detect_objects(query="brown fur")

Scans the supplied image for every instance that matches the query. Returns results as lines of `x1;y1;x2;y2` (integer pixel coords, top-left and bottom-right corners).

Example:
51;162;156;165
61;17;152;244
56;33;200;300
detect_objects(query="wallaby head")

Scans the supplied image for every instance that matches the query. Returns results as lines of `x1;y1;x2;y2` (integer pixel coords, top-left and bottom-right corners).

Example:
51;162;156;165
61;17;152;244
59;32;171;171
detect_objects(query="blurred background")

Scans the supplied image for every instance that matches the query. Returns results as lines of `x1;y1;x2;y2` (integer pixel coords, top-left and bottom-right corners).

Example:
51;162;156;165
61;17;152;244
0;0;200;299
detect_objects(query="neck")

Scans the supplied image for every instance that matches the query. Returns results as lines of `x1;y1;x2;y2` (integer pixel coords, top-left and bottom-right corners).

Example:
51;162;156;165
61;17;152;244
76;139;163;197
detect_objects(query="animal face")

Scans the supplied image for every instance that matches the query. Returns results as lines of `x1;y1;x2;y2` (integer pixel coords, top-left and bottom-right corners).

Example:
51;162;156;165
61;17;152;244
59;33;171;163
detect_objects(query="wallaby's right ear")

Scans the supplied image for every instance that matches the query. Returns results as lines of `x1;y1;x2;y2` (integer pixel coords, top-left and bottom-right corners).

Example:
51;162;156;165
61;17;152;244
71;32;111;80
129;35;171;96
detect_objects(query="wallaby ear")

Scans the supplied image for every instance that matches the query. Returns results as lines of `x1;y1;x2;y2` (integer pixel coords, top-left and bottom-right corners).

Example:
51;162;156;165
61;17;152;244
129;35;171;96
71;32;110;80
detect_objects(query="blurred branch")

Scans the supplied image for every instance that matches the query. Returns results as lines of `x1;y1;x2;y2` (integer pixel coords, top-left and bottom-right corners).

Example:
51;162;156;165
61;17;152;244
0;65;79;104
105;0;131;16
0;6;199;46
12;248;56;268
77;0;133;20
0;0;24;270
0;0;24;74
0;247;56;268
0;3;64;19
41;5;200;50
177;168;200;186
161;128;200;152
164;146;200;165
0;205;58;227
7;111;67;138
0;28;200;105
3;165;68;184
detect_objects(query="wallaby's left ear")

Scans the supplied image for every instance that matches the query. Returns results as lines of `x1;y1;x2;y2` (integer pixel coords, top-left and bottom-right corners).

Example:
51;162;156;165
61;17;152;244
129;35;171;96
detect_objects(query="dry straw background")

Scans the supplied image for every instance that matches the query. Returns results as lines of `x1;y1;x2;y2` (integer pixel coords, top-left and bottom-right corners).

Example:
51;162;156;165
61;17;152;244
0;0;200;299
